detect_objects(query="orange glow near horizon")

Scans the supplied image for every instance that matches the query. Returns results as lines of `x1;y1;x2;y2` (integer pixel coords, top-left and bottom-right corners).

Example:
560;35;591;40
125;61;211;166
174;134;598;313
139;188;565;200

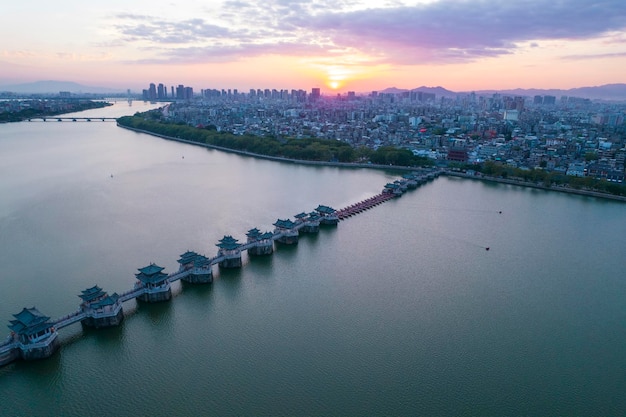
324;65;351;91
2;2;626;94
312;60;392;93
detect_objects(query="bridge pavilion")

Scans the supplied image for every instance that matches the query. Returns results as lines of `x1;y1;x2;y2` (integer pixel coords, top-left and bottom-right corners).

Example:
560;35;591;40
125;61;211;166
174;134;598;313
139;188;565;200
135;264;172;302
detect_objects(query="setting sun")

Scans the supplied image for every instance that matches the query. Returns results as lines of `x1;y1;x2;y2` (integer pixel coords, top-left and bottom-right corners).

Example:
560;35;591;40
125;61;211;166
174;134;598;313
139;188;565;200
328;80;341;90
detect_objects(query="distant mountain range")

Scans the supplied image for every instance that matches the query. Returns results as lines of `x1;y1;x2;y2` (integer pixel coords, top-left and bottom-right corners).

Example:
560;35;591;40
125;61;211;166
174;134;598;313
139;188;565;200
0;80;125;94
2;80;625;101
379;84;626;101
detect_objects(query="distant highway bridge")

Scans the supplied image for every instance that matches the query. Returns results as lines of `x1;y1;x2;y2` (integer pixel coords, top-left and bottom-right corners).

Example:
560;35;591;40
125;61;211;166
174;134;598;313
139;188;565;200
27;117;117;122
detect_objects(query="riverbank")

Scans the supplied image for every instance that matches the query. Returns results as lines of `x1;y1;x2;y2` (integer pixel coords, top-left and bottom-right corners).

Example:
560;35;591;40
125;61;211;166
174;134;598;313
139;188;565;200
117;123;420;172
445;171;626;202
117;123;625;203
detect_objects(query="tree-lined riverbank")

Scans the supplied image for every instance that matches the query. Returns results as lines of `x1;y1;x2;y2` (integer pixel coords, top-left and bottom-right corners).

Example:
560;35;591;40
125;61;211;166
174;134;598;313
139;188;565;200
118;113;625;202
117;112;434;167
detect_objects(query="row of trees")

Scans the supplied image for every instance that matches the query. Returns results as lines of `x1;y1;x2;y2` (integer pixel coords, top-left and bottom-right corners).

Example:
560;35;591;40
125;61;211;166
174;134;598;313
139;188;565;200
117;114;433;167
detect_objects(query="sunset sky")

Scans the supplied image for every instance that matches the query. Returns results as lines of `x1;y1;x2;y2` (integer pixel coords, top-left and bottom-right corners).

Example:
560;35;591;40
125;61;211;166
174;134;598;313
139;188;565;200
1;0;625;93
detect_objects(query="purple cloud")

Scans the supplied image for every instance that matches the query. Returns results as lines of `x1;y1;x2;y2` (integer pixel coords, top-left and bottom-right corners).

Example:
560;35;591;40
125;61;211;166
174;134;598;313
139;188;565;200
113;14;235;44
304;0;626;62
129;42;335;64
109;0;626;65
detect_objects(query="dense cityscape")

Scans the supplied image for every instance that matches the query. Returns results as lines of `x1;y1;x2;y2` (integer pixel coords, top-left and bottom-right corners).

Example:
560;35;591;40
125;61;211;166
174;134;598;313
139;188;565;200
2;83;625;195
134;82;626;186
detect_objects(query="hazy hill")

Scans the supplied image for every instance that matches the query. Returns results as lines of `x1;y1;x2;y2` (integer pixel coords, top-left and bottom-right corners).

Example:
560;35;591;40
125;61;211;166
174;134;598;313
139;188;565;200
380;84;626;101
467;84;626;101
379;86;458;97
411;86;458;98
378;87;407;94
567;84;626;100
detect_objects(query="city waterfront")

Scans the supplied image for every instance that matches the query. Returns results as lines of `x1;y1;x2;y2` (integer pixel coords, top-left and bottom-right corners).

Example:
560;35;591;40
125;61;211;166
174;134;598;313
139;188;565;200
0;102;625;416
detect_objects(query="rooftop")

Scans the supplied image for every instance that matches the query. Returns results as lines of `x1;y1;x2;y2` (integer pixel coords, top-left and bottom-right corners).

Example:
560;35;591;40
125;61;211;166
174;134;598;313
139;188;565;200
8;307;53;336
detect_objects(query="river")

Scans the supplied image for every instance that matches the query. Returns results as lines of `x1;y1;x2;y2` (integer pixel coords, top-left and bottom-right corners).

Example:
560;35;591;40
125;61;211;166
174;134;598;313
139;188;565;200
0;101;625;416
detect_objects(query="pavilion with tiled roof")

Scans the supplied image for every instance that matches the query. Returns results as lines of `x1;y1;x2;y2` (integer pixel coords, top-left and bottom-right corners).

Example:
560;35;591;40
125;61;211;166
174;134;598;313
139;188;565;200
79;285;124;328
136;264;168;284
247;228;274;256
273;219;299;244
294;212;308;223
383;182;403;196
300;211;321;233
8;307;59;360
178;251;199;268
177;251;213;284
216;235;242;268
217;235;240;251
79;285;107;304
246;228;262;243
402;173;419;188
134;263;172;302
9;307;55;343
315;204;339;225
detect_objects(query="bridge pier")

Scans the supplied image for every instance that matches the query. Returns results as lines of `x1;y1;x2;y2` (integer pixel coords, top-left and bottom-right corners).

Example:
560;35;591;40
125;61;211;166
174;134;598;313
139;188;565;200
301;212;321;233
82;309;124;328
137;286;172;303
0;343;20;366
181;268;213;284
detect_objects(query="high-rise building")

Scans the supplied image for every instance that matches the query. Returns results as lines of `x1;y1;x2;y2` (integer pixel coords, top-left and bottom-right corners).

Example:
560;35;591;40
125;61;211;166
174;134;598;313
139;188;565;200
176;85;185;100
311;88;321;100
148;83;157;101
543;95;556;105
184;87;193;100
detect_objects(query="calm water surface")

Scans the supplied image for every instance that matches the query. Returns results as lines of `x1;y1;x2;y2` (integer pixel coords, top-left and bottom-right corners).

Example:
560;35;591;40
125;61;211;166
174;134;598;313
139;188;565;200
0;102;625;416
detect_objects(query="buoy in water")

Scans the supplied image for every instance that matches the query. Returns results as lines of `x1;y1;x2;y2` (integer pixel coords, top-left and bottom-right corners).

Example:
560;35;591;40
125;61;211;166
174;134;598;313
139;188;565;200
485;247;490;251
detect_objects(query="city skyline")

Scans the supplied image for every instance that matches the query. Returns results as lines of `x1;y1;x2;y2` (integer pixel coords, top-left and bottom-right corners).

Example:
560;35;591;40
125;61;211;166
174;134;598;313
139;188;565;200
2;0;626;92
